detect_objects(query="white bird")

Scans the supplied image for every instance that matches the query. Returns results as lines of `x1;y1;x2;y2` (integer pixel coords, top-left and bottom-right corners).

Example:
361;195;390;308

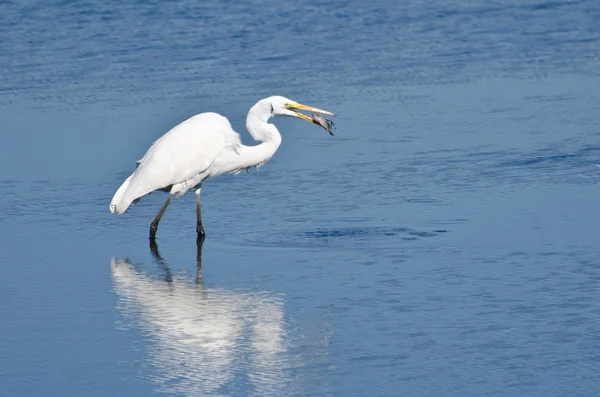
109;96;335;240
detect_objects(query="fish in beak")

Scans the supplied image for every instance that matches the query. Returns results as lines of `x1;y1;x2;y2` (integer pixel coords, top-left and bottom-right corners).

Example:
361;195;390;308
311;112;335;135
286;102;336;135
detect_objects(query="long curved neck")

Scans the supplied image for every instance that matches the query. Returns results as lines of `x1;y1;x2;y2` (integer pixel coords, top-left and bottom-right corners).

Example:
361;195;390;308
240;107;281;164
246;108;282;145
223;108;282;173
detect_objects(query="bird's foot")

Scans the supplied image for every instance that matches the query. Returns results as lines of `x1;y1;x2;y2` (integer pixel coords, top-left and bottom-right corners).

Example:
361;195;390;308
196;225;206;242
149;221;159;240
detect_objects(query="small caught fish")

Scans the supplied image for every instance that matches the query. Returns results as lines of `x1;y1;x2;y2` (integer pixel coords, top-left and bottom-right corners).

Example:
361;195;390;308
311;112;336;136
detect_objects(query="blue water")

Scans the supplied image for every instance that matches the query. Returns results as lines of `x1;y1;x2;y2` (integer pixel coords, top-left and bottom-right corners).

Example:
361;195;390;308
2;0;600;396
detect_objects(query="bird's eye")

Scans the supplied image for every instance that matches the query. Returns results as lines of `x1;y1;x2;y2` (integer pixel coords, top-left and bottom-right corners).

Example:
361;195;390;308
270;104;274;114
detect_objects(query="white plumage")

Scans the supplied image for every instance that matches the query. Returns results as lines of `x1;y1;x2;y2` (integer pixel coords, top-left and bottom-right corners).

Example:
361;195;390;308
110;113;238;214
109;95;334;240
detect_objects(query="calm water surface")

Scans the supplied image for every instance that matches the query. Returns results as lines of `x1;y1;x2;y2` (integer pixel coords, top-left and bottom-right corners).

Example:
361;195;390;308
1;0;600;396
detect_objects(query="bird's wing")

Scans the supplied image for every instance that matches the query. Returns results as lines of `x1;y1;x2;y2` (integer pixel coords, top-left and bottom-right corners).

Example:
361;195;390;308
124;112;239;201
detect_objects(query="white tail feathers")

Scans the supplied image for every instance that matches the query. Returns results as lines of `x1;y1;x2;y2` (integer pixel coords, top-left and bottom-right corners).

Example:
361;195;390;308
109;175;134;214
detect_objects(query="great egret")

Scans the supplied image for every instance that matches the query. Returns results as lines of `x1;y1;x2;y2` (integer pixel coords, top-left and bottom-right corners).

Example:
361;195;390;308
109;96;335;240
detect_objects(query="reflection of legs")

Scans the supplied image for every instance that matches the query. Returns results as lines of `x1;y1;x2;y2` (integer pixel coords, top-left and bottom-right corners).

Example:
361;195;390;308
149;194;173;240
150;238;161;259
196;236;204;285
195;187;206;241
149;238;173;283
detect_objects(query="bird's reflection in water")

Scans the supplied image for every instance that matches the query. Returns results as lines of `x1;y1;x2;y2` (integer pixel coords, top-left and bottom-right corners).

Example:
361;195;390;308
111;239;289;396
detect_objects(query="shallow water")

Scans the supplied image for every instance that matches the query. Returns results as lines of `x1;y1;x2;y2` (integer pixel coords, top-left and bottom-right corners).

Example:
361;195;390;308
2;0;600;396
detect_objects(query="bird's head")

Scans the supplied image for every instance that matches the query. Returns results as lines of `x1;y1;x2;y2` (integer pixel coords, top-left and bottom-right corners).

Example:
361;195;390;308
255;96;335;123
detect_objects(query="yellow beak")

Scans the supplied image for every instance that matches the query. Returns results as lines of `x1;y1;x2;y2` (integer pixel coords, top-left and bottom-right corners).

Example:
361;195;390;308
286;102;336;123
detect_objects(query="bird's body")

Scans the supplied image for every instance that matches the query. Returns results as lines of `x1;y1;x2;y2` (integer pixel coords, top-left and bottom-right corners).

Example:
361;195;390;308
110;112;245;215
109;96;334;240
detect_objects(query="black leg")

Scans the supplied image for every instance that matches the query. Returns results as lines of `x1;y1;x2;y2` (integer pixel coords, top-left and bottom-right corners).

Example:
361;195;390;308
195;187;206;240
149;194;173;240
